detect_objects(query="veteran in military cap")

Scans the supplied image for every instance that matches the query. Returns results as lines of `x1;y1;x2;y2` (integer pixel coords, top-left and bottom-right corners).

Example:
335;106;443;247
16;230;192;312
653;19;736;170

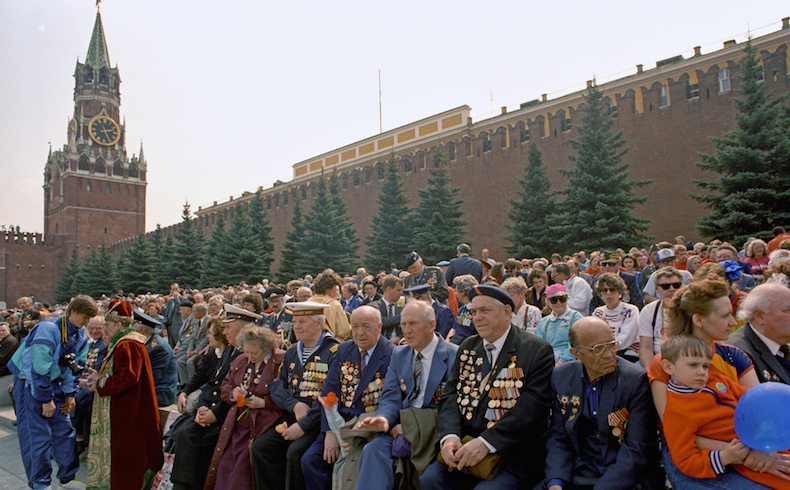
263;287;294;337
133;308;178;408
403;284;456;339
420;285;555;489
252;301;340;490
403;252;450;304
170;304;261;490
301;305;396;490
355;300;459;489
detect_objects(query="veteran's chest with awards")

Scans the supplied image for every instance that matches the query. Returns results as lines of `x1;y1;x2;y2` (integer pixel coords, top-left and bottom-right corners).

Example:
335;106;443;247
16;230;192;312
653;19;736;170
290;359;329;399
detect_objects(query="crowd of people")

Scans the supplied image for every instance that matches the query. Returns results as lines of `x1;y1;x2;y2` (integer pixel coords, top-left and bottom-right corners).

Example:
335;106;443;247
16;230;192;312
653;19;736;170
2;226;790;489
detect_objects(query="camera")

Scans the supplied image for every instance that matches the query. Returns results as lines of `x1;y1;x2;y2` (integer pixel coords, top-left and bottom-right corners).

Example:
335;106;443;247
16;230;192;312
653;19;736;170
60;352;85;375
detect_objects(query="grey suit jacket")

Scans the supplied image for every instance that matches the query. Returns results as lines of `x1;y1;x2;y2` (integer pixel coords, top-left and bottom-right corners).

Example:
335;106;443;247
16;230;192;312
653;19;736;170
728;323;790;384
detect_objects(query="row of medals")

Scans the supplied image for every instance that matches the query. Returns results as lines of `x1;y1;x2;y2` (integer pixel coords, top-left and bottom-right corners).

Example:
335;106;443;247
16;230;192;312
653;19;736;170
456;349;525;428
292;361;328;399
339;362;384;411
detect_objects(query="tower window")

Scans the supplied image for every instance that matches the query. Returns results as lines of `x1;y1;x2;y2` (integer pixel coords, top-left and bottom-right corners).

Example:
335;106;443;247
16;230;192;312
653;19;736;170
86;181;92;192
83;67;93;83
718;68;731;93
128;164;139;178
99;69;109;85
78;156;90;171
124;186;129;196
95;159;105;174
660;84;669;107
114;162;124;177
106;184;111;194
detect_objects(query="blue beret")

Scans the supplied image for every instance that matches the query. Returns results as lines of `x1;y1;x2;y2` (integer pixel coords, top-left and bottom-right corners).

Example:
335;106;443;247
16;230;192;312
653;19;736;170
133;308;163;328
264;287;286;299
403;284;431;297
436;260;450;267
467;284;515;310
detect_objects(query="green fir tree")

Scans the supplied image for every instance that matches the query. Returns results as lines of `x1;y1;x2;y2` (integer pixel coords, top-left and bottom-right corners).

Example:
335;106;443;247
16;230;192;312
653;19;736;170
248;190;275;278
410;148;467;265
201;213;227;287
692;38;790;244
116;235;155;294
505;142;558;258
148;224;171;293
278;200;305;282
221;205;269;285
555;81;651;252
54;246;80;303
172;201;205;288
365;157;414;273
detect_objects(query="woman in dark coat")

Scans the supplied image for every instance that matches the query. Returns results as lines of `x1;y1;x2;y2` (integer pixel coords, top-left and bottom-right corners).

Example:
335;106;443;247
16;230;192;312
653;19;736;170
204;325;284;490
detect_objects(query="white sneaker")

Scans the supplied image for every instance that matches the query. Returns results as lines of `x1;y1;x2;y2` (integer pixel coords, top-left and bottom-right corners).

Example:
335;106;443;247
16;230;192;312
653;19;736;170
58;480;85;489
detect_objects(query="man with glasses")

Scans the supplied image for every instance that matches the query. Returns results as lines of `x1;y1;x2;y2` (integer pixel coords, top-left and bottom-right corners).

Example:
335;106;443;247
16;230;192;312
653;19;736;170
543;317;663;490
550;263;592;316
637;267;683;367
643;249;693;304
588;251;644;315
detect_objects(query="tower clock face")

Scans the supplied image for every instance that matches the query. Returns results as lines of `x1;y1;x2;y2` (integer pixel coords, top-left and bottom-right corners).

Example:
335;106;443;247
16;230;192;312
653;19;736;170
88;115;121;146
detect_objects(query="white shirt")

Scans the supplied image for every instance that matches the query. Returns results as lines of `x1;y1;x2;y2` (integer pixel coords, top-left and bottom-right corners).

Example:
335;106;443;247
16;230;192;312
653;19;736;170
752;325;783;356
563;275;592;315
593;302;640;356
638;300;666;355
411;334;439;408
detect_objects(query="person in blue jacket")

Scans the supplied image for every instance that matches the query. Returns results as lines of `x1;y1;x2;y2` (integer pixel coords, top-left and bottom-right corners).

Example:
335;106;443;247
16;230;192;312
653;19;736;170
9;294;97;490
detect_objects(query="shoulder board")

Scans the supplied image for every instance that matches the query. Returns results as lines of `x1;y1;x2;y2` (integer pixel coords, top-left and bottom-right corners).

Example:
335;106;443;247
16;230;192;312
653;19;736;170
330;344;338;353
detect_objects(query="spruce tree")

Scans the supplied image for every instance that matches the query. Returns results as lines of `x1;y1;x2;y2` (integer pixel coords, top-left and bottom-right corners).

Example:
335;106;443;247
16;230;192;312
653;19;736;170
555;81;651;252
299;173;359;276
410;148;467;265
692;39;790;244
117;235;155;294
172;201;205;288
248;190;275;278
54;246;80;303
505;142;558;258
201;212;227;287
72;246;115;298
221;205;268;285
162;233;179;289
365;157;414;273
278;200;305;282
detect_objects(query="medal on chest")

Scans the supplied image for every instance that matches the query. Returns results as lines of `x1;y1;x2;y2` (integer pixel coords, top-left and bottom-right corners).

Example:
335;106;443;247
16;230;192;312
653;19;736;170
483;356;523;428
296;360;328;399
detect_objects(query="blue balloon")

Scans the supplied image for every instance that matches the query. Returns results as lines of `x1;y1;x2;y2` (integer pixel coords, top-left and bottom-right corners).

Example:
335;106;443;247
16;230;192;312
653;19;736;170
734;382;790;452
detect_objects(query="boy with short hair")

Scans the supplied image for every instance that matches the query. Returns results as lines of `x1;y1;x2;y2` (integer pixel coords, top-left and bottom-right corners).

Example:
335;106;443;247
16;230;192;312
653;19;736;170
661;335;790;488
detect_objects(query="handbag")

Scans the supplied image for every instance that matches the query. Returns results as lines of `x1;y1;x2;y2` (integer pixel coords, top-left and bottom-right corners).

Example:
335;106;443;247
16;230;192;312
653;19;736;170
183;389;202;415
437;435;503;480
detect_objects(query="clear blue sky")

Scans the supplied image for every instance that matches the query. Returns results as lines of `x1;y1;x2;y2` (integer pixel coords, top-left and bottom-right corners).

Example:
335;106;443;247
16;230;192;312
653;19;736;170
1;1;787;232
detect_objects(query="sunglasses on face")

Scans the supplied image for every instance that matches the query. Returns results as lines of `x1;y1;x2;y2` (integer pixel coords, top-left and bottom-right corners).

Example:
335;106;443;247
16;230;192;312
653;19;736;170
600;261;619;267
657;282;682;290
549;296;568;304
598;287;619;294
576;339;621;356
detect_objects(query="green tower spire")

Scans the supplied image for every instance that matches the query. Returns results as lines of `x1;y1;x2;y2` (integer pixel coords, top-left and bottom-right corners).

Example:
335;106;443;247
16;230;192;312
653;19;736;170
85;9;110;70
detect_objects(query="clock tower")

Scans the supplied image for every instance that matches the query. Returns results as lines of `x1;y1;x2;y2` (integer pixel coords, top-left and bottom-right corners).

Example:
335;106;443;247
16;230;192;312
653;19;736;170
43;8;146;257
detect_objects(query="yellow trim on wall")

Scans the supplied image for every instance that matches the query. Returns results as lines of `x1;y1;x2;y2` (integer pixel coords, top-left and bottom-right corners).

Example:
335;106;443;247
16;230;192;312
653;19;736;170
359;142;375;156
543;115;550;138
326;155;339;167
398;129;415;143
378;136;394;149
441;114;462;128
295;166;307;177
634;87;644;114
309;162;322;172
341;149;357;162
419;122;438;136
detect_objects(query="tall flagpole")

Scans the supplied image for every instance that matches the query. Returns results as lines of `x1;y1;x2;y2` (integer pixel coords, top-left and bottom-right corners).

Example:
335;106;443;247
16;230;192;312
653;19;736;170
378;69;383;134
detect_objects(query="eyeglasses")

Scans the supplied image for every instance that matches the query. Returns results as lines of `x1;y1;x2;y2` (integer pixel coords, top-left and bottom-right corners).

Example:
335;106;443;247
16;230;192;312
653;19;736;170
549;296;568;304
598;287;619;294
600;261;619;267
576;339;621;356
657;282;682;290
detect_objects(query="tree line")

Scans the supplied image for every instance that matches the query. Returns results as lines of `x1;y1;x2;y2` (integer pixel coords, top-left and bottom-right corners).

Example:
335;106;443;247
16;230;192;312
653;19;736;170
54;39;787;301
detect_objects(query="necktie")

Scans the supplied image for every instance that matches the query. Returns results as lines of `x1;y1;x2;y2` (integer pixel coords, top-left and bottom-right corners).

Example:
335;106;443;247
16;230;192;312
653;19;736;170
360;350;369;374
388;303;394;317
481;343;496;377
409;352;423;404
776;345;790;378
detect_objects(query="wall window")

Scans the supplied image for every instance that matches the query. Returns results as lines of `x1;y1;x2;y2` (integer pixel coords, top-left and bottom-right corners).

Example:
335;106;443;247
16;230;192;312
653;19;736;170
483;139;492;152
660;84;669;107
78;156;90;171
301;188;307;200
283;193;288;205
718;68;731;93
124;186;129;196
520;129;530;142
404;160;412;172
377;167;385;179
128;164;139;178
106;184;111;194
86;181;91;192
354;175;360;186
687;83;700;99
561;118;572;132
449;145;457;160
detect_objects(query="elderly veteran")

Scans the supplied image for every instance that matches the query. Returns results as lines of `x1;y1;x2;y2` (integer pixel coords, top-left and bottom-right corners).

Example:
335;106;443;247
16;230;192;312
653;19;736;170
420;285;555;489
402;284;455;339
355;300;458;489
134;308;178;408
588;251;645;314
86;300;163;490
262;287;293;337
543;317;663;490
403;251;450;303
169;304;260;490
301;305;395;490
204;325;285;490
252;302;341;490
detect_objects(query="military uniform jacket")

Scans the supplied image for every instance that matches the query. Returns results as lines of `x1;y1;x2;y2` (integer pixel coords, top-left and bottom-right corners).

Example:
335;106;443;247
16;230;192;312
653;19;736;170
728;323;790;384
145;334;178;407
197;346;242;422
320;335;395;432
404;266;449;303
437;326;554;483
545;358;661;489
263;309;294;334
376;336;458;428
270;333;340;433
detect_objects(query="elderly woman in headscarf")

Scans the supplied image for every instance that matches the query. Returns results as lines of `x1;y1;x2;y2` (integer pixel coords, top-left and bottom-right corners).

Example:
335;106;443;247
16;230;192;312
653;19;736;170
86;300;163;489
204;325;285;490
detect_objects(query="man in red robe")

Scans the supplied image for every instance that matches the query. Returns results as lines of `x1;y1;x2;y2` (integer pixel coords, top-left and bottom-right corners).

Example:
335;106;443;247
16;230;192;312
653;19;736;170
86;300;163;490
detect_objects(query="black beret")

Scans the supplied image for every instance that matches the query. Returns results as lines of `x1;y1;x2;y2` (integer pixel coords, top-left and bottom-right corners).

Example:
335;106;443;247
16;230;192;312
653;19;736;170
467;284;515;311
404;251;421;269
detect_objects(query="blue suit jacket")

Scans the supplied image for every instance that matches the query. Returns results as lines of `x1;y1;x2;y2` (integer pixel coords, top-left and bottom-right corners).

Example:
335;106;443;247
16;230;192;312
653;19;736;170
432;300;456;339
320;335;395;432
446;254;483;284
146;334;178;407
376;336;458;427
545;358;662;489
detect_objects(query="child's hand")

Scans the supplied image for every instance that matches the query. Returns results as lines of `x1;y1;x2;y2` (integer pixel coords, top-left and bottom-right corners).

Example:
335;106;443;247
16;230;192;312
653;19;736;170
721;439;750;466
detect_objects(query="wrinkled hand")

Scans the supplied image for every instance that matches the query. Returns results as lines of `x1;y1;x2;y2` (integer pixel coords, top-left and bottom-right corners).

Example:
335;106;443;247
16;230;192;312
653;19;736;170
195;407;217;427
293;401;310;421
744;450;790;481
231;386;247;401
324;431;340;463
455;437;490;470
354;416;389;433
177;393;187;413
60;397;76;414
85;368;99;393
173;346;181;355
282;423;305;441
246;395;265;409
42;400;56;418
440;437;462;469
389;423;403;438
186;351;196;359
